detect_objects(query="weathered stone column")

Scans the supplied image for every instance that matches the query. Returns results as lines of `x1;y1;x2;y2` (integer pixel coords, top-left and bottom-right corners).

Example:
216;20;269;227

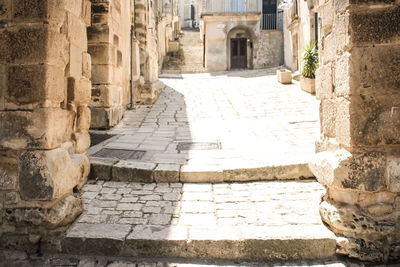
310;0;400;262
88;0;127;129
134;0;164;105
0;0;91;250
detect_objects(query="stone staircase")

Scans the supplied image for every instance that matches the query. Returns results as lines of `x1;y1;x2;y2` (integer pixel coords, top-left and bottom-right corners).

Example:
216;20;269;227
162;29;205;74
44;180;337;262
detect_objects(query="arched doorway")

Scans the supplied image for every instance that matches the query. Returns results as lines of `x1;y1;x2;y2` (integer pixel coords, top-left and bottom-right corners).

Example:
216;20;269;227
227;27;255;70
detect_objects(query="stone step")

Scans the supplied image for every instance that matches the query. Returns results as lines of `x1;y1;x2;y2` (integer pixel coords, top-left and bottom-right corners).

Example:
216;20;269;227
52;181;336;261
161;68;207;74
89;157;314;183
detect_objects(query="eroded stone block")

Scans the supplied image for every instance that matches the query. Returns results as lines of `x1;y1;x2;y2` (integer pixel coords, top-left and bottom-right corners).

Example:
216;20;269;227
67;77;91;106
76;105;91;132
90;106;124;129
0;152;19;190
7;64;64;107
72;132;91;154
19;148;89;201
66;12;87;49
88;43;115;65
90;84;122;108
0;108;73;150
12;0;66;26
64;0;83;18
387;157;400;192
310;149;386;192
350;6;400;45
91;64;113;84
6;25;67;65
88;25;112;44
68;44;83;79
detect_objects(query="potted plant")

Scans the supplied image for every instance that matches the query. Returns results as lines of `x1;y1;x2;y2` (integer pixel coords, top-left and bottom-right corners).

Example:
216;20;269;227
300;42;318;94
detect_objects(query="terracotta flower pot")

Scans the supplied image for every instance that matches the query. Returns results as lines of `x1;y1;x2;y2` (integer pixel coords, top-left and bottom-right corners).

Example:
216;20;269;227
300;77;315;94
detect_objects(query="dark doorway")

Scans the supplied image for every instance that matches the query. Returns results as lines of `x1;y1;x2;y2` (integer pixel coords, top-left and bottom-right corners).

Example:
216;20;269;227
190;5;195;20
231;38;247;69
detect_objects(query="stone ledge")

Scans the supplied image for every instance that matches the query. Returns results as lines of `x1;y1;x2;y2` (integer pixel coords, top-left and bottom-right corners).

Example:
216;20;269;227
89;158;315;183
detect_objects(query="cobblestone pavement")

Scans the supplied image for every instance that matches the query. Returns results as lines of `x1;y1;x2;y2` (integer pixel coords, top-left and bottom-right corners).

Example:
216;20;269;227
89;69;320;181
75;180;326;232
0;250;394;267
58;180;336;260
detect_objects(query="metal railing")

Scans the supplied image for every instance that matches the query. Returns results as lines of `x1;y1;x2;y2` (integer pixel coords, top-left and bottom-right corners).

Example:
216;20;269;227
261;12;283;30
204;0;260;14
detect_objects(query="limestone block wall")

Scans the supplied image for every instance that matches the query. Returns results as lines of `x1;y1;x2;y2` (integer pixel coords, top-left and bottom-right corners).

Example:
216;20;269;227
88;0;133;129
309;0;400;262
0;0;91;249
134;0;164;105
253;30;284;69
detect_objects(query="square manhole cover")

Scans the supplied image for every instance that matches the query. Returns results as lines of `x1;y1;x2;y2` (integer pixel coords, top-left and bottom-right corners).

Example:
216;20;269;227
177;142;221;151
92;148;146;160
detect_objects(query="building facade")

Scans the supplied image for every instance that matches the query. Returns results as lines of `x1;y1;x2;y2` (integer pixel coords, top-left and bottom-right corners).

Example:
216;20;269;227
282;0;318;72
200;0;284;72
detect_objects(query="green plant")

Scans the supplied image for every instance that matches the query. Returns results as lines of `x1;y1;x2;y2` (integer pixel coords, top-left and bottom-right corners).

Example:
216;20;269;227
302;42;319;79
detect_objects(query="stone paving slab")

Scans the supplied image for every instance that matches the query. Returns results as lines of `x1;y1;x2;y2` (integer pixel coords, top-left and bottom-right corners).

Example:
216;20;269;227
1;250;388;267
57;180;336;261
88;69;319;183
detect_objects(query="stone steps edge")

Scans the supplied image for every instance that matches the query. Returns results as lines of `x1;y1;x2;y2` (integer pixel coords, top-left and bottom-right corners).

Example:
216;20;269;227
47;236;336;261
89;159;315;183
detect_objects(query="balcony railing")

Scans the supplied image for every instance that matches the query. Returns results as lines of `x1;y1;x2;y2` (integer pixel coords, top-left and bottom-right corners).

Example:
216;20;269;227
261;12;283;30
204;0;260;14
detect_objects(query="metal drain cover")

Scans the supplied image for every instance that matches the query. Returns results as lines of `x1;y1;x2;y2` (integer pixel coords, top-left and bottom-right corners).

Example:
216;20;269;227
177;142;221;151
92;148;146;160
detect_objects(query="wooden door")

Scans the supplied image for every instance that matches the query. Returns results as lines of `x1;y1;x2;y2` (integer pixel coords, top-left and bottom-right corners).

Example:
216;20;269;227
231;38;247;69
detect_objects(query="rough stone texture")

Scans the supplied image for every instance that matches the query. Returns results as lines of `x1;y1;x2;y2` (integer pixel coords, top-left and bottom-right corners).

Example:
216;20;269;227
253;30;284;69
56;180;336;260
88;69;319;182
87;0;130;129
0;250;389;267
310;0;400;262
132;0;176;105
0;0;91;250
162;30;206;74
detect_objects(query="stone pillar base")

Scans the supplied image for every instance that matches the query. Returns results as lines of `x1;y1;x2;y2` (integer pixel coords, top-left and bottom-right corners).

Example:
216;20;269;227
0;195;82;252
309;146;400;262
90;106;125;130
135;80;165;105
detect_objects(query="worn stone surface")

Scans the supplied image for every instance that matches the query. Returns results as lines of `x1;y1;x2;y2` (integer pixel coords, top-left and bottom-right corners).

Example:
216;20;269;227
0;249;389;267
0;0;92;246
58;180;336;260
162;30;205;74
88;69;319;182
310;0;400;262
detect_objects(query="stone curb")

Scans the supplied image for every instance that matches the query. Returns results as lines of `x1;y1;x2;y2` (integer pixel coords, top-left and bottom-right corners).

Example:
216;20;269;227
89;158;315;183
56;224;336;261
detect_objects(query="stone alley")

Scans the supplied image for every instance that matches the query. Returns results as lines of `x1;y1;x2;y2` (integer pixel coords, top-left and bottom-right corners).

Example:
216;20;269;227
24;69;344;265
1;0;400;265
89;69;320;182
